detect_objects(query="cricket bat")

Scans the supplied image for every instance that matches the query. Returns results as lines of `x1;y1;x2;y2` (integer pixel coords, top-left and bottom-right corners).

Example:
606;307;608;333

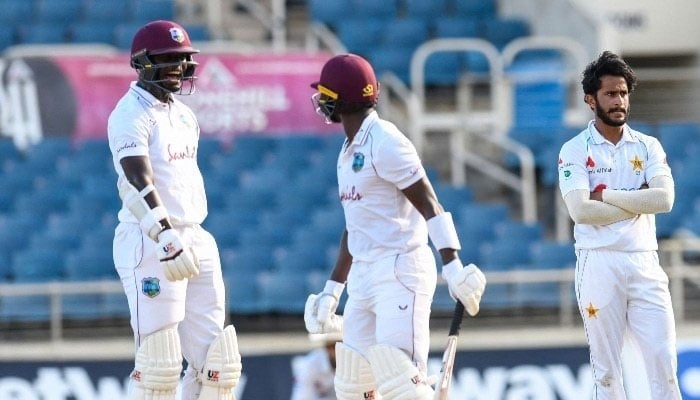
433;301;465;400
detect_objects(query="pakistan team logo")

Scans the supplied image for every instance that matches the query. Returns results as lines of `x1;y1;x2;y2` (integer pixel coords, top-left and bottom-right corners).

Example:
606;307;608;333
142;277;161;298
352;152;365;172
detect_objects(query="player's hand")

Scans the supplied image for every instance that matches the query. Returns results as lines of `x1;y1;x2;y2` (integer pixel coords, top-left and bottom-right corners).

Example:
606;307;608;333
157;229;200;281
304;280;345;334
442;259;486;316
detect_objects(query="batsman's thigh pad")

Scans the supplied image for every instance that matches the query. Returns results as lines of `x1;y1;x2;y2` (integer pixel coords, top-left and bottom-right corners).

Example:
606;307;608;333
334;343;380;400
131;327;183;400
367;345;433;400
197;325;242;400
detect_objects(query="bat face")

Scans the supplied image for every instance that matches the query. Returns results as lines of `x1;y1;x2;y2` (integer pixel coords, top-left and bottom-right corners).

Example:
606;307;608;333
433;336;458;400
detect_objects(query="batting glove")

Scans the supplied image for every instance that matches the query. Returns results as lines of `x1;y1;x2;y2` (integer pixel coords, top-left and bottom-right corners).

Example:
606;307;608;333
442;259;486;316
304;280;344;334
157;229;200;281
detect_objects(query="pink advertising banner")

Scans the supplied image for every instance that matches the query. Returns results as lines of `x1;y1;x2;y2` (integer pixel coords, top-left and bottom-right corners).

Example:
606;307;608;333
43;52;340;141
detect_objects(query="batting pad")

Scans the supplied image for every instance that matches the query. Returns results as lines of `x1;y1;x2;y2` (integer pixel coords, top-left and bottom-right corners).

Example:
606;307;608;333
334;343;380;400
131;327;183;400
367;345;433;400
198;325;242;400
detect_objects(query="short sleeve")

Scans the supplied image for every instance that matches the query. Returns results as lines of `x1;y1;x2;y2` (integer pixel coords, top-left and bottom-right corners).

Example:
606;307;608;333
373;133;426;190
645;137;672;181
558;139;590;196
108;108;151;160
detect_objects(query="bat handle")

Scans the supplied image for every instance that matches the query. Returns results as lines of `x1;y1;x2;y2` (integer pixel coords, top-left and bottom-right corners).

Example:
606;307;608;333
448;302;465;336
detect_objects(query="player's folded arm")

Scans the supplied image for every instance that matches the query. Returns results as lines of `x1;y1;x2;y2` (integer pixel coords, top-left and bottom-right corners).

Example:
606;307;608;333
602;175;674;214
564;189;636;225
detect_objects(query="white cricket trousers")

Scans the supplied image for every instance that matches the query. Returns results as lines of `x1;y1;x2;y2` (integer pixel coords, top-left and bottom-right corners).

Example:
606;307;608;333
113;222;227;400
343;245;437;374
575;248;681;400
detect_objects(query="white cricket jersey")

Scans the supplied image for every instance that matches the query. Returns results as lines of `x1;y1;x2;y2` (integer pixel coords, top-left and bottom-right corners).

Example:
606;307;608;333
337;111;427;262
558;120;672;251
108;82;207;225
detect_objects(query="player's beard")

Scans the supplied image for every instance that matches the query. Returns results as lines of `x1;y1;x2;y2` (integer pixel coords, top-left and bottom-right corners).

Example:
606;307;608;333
595;101;628;127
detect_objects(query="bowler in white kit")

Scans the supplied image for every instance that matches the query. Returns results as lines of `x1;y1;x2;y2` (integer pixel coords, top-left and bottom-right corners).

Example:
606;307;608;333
108;20;241;400
303;53;486;400
558;51;681;399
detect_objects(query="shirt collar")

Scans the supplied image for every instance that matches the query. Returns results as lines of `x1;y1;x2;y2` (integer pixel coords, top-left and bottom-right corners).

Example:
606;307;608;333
587;119;636;145
129;81;170;107
347;110;379;148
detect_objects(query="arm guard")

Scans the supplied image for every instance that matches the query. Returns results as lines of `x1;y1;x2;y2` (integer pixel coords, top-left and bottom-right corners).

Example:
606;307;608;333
118;179;168;241
427;212;461;250
563;189;636;225
602;175;674;214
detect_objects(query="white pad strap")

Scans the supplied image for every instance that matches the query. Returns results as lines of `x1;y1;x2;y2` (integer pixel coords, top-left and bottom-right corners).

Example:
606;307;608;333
334;343;380;400
131;327;182;400
367;345;433;400
197;325;242;400
118;179;168;242
427;212;461;251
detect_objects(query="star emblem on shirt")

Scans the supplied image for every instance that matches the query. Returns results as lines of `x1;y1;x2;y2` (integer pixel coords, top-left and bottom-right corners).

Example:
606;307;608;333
629;155;644;172
586;302;599;319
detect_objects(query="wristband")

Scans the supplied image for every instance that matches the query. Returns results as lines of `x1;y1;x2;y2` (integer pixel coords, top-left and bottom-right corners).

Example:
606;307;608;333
427;212;461;250
323;280;345;300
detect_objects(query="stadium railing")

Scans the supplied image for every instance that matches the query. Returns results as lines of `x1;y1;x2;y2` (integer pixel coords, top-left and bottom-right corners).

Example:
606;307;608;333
1;237;698;342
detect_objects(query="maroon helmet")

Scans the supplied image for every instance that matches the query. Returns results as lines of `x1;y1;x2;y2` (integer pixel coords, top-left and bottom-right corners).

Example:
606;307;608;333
130;20;199;94
311;54;379;123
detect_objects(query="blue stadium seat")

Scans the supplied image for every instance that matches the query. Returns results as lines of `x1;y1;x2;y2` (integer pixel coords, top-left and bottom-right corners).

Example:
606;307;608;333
0;26;16;51
513;240;576;308
0;216;37;261
256;270;309;313
353;0;397;19
422;51;464;86
433;16;481;39
337;18;384;57
529;240;575;269
113;22;143;49
434;184;473;216
483;18;530;49
0;296;51;322
34;0;83;24
131;0;176;23
225;270;259;314
657;121;700;164
0;252;11;282
11;248;65;282
202;212;242;249
102;292;129;318
14;185;70;220
0;1;33;24
17;23;69;44
273;244;329;273
405;0;448;20
454;0;497;18
69;22;116;44
221;245;276;274
460;51;491;76
493;220;544;244
479;239;531;270
83;0;130;22
382;18;430;50
478;239;530;309
367;47;414;84
183;24;210;41
64;246;116;281
455;202;509;242
432;284;456;311
308;0;353;28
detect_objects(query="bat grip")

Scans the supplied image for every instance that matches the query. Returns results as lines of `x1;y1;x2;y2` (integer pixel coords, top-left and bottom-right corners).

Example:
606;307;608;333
448;302;465;336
